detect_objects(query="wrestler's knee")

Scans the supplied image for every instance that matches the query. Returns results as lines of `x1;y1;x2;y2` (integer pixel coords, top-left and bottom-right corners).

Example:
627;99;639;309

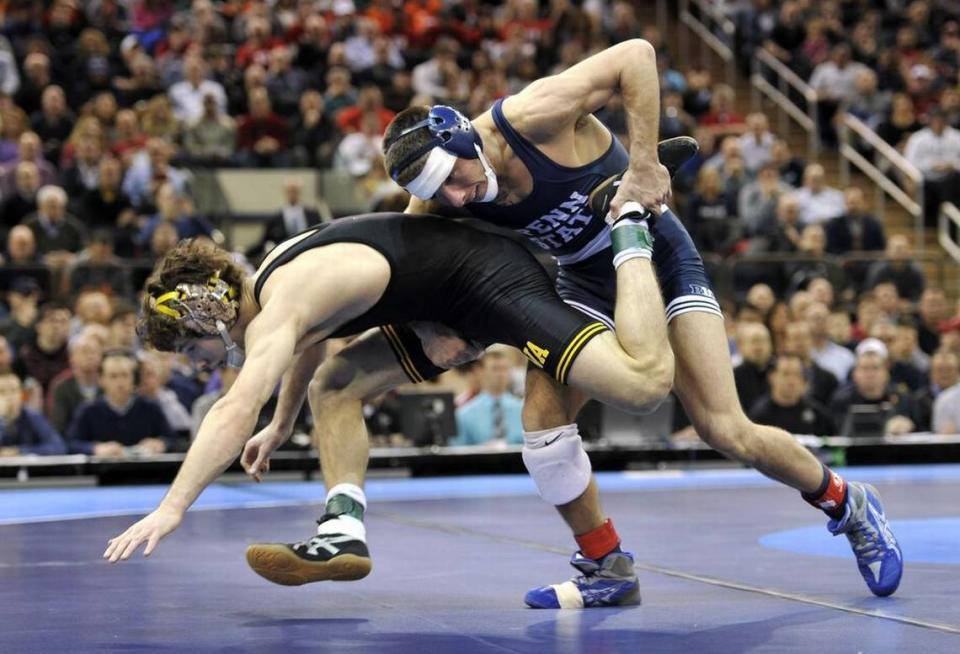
694;409;758;463
307;356;360;410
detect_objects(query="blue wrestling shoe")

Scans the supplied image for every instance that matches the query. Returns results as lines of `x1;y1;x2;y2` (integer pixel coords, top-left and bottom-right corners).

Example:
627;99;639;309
828;482;903;597
524;550;640;609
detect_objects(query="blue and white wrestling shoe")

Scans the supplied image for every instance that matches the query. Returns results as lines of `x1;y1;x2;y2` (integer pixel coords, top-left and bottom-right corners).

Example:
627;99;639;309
524;550;641;609
828;482;903;597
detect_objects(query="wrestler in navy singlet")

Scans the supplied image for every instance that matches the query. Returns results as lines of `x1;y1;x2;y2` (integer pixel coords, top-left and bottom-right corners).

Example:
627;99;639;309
465;98;722;328
253;213;607;383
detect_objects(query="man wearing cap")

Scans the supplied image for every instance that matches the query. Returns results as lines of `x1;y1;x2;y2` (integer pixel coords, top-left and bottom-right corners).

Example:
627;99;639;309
829;338;921;436
291;39;903;604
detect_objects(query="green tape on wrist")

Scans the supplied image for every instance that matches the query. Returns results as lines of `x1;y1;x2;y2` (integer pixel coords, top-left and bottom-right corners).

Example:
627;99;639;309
611;224;654;256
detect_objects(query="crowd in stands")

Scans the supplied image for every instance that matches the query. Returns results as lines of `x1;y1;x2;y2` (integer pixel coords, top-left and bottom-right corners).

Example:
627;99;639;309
0;0;959;458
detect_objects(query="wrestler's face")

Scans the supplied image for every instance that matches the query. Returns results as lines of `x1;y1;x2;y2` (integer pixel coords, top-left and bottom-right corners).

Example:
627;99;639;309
180;337;226;372
435;158;487;207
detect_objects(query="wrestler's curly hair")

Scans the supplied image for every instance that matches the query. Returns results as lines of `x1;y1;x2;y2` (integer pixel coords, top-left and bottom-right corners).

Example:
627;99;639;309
382;105;434;186
138;239;247;352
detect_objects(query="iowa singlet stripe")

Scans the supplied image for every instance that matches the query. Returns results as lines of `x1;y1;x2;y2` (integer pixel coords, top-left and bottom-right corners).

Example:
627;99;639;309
556;321;607;384
381;325;426;383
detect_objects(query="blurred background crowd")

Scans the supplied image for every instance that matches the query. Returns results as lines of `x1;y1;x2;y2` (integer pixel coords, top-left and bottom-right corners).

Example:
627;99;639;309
0;0;958;461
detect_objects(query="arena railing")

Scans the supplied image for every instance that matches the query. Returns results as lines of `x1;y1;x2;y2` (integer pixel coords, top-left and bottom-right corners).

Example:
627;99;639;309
838;113;926;252
938;201;960;266
4;434;959;484
749;48;820;160
678;0;737;87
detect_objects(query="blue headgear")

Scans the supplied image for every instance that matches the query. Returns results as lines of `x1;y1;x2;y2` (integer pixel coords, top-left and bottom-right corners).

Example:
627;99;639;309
385;105;498;202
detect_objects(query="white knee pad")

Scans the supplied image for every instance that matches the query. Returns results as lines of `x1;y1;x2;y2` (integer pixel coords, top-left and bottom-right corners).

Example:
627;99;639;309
521;424;592;506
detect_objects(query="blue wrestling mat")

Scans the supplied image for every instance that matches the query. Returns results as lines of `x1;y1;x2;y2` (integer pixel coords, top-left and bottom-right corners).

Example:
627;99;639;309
3;465;959;653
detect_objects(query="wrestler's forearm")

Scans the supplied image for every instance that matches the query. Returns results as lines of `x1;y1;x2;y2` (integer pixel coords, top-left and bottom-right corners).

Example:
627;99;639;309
159;399;259;514
620;40;662;168
271;342;325;433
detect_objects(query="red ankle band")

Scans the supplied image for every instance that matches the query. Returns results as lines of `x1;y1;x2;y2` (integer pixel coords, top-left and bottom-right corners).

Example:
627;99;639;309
575;518;620;561
807;469;847;513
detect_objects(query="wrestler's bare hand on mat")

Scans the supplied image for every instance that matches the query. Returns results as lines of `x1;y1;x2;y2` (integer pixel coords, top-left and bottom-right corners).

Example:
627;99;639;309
104;506;183;563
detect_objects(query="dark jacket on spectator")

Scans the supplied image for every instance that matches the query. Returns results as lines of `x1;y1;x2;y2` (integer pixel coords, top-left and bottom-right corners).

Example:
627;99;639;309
828;384;921;430
47;370;100;435
67;397;173;454
749;395;836;436
866;261;926;302
0;193;37;230
0;409;67;455
249;207;322;260
14;340;68;395
734;361;769;413
825;213;886;254
77;187;134;230
806;363;839;407
22;212;86;254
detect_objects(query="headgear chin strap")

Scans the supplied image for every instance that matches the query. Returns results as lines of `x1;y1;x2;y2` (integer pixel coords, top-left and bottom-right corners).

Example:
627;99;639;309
386;105;498;202
152;272;245;368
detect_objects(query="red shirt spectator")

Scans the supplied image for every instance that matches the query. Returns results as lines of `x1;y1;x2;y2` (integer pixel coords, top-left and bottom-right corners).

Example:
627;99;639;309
236;16;285;69
335;86;395;135
236;88;289;152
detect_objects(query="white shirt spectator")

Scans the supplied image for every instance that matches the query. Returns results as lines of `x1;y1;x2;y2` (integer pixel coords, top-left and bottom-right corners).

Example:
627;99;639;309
812;341;856;383
168;79;228;123
792;186;846;224
903;126;960;175
153;387;193;434
932;383;960;434
810;61;869;104
335;132;383;177
737;131;775;173
0;48;21;96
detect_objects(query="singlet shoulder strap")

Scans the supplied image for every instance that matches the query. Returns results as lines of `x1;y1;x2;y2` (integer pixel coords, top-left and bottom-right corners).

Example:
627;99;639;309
490;98;561;174
253;227;324;307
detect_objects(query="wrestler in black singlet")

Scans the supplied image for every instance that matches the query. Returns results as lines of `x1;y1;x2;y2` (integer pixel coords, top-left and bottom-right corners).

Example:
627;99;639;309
252;213;608;384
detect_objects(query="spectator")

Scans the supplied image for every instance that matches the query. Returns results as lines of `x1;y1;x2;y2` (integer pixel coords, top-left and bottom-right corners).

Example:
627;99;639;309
67;350;173;456
190;367;239;438
932;351;960;434
845;69;891;130
0;131;58;194
452;349;523;446
323;66;358;120
182;93;237;167
265;45;310;116
733;322;773;412
753;193;802;257
764;1;807;68
805;301;855;383
771;138;805;188
894;319;931;374
687;166;738;254
912;349;958;431
0;161;41;232
336;86;396;136
107;304;139;351
738;162;793;235
825;187;886;254
0;278;41;353
748;354;835;436
0;373;66;456
31;85;74;165
122;137;188;209
806;277;834;309
248;179;321;260
335;113;385;178
412;39;461;101
59;133;103;198
700;84;746;138
47;333;103;435
829;340;920;436
383;70;415;114
877;93;923;149
14;302;71;396
866;235;926;302
870;320;925;393
139;183;214;245
916;288;949;355
737;113;775;174
138;351;192;438
113;53;165;109
291;90;339;168
872;281;904;322
782;320;839;406
660;90;697;140
140;94;180;142
4;225;40;266
65;230;133;299
235;16;282;70
235;88;290;168
358;35;405;89
810;44;869;144
77;157;136;232
903;108;960;226
22;185;86;259
168;55;228;124
792;164;846;225
828;310;855;350
110;109;148;165
15;53;52;117
0;335;13;376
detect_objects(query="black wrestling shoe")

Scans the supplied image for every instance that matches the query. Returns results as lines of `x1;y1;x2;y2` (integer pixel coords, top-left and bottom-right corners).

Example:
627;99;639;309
658;135;699;177
246;515;372;586
589;136;699;220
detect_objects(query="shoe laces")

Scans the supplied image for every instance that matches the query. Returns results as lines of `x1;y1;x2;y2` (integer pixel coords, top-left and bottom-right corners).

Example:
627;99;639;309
846;523;882;562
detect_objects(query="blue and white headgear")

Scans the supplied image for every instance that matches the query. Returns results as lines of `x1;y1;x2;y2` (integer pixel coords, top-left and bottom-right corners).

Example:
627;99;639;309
384;105;498;202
